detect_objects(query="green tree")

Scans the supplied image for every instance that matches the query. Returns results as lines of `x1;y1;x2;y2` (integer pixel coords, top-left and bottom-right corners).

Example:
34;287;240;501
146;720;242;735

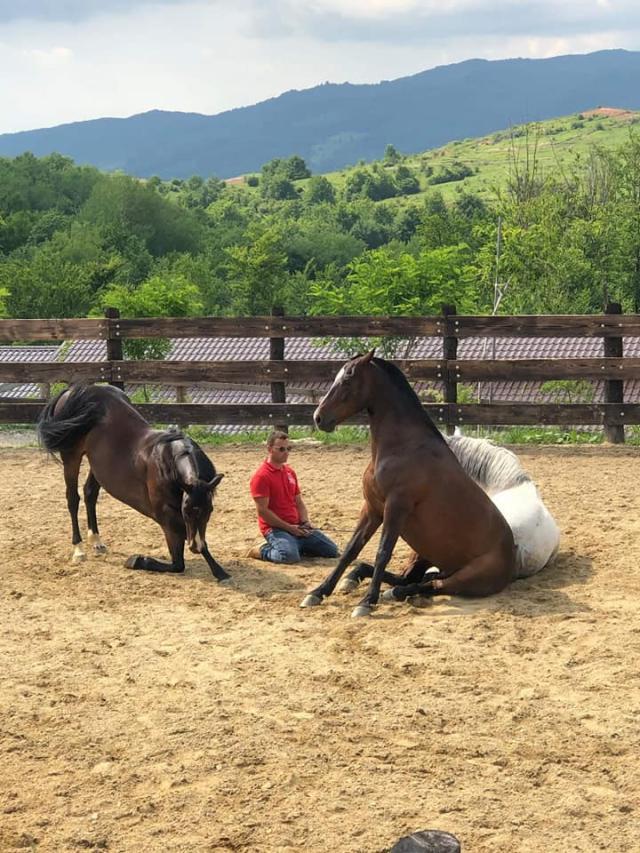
81;174;203;256
1;250;94;318
226;226;290;313
100;273;203;360
383;144;401;165
310;243;480;353
395;165;420;195
304;176;336;205
260;175;299;201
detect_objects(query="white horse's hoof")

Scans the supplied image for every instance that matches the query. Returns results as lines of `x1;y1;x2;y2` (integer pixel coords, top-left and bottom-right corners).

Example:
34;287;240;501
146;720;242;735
72;551;86;564
300;593;322;608
337;577;359;594
351;604;372;618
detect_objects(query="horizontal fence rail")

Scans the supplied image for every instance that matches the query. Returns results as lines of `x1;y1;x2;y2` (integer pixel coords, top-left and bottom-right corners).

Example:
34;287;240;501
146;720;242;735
1;307;638;440
4;402;638;428
3;313;640;343
3;357;640;385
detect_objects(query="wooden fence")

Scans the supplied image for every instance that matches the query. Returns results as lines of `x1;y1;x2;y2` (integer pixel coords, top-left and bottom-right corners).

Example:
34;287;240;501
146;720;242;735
1;305;640;442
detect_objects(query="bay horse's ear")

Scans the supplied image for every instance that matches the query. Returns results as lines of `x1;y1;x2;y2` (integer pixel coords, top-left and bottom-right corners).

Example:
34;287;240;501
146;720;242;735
363;348;376;363
207;473;224;490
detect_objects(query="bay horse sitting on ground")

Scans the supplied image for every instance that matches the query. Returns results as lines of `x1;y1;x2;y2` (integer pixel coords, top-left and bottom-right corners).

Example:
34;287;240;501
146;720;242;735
38;383;229;581
301;351;516;617
340;433;560;599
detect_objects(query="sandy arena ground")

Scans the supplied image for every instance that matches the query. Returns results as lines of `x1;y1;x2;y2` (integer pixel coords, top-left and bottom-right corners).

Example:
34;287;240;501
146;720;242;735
0;442;639;852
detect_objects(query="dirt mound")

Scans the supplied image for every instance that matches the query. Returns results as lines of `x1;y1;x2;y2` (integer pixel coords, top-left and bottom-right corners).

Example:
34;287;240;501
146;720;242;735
582;106;637;120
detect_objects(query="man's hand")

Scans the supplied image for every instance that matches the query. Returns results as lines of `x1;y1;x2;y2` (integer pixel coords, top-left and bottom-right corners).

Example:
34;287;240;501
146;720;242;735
288;523;311;537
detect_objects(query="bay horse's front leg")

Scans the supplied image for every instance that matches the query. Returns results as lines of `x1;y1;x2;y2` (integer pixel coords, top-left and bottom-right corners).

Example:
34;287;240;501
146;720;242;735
300;505;381;608
200;543;231;584
339;551;432;593
352;501;408;617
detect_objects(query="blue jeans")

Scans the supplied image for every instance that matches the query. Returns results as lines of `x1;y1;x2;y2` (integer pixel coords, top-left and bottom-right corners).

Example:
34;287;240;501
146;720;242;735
261;528;339;564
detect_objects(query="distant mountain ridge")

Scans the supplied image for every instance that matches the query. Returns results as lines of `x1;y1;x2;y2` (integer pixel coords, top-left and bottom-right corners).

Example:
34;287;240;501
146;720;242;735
1;49;640;179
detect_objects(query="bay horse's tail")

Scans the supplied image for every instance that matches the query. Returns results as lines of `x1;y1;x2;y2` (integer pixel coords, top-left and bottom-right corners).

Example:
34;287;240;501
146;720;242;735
38;384;106;457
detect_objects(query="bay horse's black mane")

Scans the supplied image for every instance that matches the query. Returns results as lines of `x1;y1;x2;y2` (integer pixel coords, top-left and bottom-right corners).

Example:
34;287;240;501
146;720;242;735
370;356;446;444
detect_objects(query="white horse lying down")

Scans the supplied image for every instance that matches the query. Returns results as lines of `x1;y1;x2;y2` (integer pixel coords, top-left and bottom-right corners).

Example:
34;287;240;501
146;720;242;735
446;435;560;578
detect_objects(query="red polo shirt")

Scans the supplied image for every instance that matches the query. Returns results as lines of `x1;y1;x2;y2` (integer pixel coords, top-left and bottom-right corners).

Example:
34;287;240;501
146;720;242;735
250;460;301;536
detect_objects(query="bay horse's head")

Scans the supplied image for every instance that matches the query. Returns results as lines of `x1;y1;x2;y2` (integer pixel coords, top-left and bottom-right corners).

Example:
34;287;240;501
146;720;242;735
314;350;376;432
181;474;224;553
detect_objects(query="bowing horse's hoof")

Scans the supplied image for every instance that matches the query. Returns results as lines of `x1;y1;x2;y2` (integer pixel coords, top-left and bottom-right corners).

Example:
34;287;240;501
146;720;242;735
351;604;373;618
381;587;405;603
337;576;360;594
124;555;143;570
300;593;323;608
218;577;234;587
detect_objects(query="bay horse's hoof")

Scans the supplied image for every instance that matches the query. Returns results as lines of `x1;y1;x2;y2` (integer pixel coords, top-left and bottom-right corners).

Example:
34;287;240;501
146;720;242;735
381;587;405;603
408;595;433;608
351;604;373;618
300;593;323;608
337;576;359;594
124;555;143;570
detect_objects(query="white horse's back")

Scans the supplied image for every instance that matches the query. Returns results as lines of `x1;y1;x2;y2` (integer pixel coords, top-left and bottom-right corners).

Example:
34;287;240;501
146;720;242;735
490;481;560;579
447;436;560;580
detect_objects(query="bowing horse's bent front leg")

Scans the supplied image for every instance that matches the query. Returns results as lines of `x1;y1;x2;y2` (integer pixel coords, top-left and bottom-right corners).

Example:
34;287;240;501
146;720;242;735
125;519;187;573
300;504;382;608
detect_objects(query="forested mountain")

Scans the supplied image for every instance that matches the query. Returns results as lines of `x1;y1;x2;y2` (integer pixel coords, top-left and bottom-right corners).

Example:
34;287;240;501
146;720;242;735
3;105;640;333
1;50;640;178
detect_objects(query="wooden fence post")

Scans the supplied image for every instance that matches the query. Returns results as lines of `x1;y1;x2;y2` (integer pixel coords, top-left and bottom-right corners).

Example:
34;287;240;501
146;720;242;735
104;307;124;390
441;303;458;436
604;301;624;444
270;305;287;433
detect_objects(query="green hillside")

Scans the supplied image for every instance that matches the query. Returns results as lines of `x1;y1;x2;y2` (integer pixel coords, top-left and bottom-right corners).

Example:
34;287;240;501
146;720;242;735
239;107;640;206
394;107;640;204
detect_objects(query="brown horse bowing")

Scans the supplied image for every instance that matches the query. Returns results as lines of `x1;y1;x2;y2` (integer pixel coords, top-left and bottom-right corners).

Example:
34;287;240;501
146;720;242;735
301;351;516;617
38;384;229;581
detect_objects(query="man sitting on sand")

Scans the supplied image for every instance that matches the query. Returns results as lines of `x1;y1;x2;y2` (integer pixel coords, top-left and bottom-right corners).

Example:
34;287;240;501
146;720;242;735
247;431;340;564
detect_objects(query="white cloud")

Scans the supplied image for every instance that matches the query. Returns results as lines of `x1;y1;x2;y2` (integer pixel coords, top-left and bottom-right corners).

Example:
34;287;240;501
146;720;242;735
0;0;639;134
22;45;72;66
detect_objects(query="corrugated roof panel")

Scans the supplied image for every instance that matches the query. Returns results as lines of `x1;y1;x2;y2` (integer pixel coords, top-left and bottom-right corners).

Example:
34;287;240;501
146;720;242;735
0;345;60;363
3;334;640;406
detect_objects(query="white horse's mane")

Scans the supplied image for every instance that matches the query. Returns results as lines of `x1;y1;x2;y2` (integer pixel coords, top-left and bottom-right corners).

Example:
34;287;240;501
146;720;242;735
447;435;531;493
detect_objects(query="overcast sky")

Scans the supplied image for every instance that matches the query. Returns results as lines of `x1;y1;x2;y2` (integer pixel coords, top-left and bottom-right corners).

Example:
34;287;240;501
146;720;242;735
1;0;638;135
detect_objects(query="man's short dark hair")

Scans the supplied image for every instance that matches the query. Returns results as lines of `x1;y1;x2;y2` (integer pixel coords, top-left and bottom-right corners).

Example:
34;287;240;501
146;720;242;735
267;430;289;448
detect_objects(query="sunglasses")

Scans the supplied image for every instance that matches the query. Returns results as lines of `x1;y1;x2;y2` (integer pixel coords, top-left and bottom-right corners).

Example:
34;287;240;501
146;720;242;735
274;446;293;452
